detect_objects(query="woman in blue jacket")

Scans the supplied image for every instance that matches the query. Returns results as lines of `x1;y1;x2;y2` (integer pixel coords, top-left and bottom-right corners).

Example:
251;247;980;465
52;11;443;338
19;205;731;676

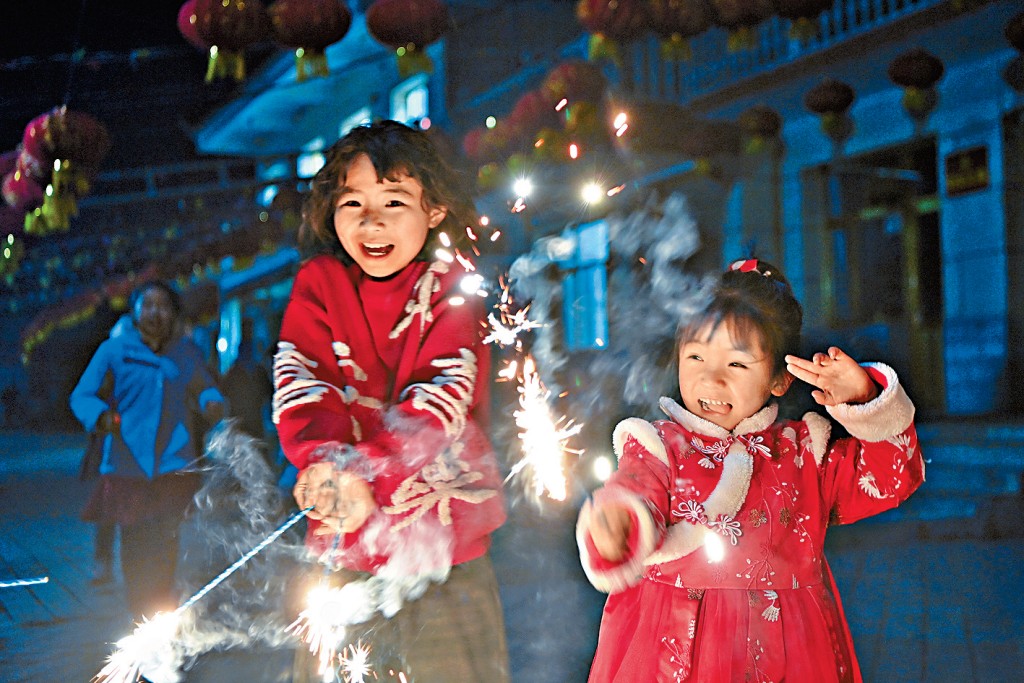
71;281;225;618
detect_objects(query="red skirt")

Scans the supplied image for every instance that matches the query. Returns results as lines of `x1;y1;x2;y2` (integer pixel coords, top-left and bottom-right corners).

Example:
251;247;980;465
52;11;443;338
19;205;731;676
82;472;201;527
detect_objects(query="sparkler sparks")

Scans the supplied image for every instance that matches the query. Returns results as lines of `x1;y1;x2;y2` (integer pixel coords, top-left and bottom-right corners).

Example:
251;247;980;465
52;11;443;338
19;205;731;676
0;575;48;588
508;356;583;502
287;579;379;681
94;506;314;683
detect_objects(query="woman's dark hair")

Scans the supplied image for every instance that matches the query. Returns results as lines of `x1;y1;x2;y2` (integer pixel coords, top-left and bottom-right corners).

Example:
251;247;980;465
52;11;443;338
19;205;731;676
129;280;182;320
678;259;802;377
301;120;478;260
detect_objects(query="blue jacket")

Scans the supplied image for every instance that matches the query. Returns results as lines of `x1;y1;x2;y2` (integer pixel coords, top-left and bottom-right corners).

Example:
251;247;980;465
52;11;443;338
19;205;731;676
70;325;224;479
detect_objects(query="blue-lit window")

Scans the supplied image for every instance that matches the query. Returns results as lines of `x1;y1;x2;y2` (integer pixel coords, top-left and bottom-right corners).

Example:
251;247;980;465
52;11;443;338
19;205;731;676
390;75;428;125
555;220;609;351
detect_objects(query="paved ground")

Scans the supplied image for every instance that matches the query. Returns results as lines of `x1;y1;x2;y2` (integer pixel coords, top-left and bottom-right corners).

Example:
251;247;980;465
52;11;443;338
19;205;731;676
1;430;1023;682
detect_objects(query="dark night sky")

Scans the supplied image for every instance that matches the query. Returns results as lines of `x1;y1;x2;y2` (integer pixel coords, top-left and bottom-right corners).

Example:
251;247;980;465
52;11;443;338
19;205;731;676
1;0;188;58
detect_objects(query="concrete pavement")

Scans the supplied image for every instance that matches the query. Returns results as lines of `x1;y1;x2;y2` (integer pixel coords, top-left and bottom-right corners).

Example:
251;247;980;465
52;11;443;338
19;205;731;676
1;429;1022;682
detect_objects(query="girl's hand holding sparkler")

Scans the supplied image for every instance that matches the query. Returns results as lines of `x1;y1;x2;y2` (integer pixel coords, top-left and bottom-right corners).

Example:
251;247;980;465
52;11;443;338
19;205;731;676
586;500;633;563
293;462;377;534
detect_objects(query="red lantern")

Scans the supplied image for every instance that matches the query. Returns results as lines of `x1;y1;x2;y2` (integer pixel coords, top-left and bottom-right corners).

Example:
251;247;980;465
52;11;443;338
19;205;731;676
645;0;713;61
507;90;561;147
366;0;449;78
775;0;833;42
2;163;45;213
576;0;649;63
194;0;270;82
177;0;210;51
20;112;57;183
541;60;607;105
709;0;775;51
269;0;352;81
804;78;855;143
887;48;944;121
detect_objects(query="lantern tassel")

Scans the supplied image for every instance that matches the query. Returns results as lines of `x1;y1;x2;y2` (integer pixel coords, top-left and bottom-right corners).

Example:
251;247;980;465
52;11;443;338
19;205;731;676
295;48;330;82
659;34;693;62
395;46;433;79
206;46;247;83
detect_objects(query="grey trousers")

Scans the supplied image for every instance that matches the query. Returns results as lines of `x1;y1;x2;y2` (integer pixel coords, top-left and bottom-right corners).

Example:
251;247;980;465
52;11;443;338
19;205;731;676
292;554;510;683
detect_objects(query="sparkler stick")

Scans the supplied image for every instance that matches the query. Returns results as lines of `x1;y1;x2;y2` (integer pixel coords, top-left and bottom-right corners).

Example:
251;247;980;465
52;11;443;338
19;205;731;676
94;506;314;683
0;575;48;588
176;505;313;614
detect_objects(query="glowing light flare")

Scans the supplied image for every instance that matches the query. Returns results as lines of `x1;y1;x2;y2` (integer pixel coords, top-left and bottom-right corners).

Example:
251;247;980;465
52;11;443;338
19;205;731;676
497;359;518;381
613;112;628;129
435;248;454;263
511;197;527;214
512;177;533;198
438;231;451;247
568;143;579;160
581;182;604;204
607;184;625;197
489;230;501;242
507;356;583;502
288;584;349;679
703;529;725;563
555;98;568;112
479;215;490;227
592;454;614;482
448;296;466;306
466;226;477;241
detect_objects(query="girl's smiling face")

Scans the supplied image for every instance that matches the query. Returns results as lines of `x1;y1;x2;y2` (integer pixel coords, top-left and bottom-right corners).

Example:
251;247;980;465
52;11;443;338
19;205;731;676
678;319;792;431
333;154;447;278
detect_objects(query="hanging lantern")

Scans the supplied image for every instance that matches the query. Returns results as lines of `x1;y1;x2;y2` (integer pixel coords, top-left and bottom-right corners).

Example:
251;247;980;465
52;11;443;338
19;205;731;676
507;90;561;150
804;78;855;144
19;112;57;184
887;48;944;121
576;0;649;64
194;0;270;82
775;0;833;42
645;0;713;61
269;0;352;82
365;0;449;78
709;0;776;52
541;60;607;106
177;0;210;51
738;104;782;154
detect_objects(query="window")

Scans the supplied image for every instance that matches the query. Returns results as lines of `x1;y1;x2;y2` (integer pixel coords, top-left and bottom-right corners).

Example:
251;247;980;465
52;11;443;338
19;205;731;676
555;220;609;351
340;107;372;137
390;75;428;125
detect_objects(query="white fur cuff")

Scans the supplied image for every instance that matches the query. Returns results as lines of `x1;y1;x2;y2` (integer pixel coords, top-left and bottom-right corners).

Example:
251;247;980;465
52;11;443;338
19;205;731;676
577;487;658;594
826;363;915;442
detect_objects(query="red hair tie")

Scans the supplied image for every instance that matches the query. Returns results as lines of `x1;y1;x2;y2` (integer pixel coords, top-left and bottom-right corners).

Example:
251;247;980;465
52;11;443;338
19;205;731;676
729;259;759;273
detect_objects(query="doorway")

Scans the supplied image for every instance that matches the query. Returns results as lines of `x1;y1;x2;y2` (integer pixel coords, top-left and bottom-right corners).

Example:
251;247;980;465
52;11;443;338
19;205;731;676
816;140;944;414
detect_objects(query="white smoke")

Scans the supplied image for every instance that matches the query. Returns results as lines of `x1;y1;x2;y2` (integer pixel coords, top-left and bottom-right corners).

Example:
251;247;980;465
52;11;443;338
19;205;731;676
509;192;712;422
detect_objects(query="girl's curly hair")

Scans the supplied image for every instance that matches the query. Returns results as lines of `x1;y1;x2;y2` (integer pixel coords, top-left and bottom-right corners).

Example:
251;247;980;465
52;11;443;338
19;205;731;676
300;120;478;261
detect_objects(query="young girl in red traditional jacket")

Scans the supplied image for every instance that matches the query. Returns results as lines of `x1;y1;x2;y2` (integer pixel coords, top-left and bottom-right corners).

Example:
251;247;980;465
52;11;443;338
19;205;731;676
577;258;925;682
273;120;508;682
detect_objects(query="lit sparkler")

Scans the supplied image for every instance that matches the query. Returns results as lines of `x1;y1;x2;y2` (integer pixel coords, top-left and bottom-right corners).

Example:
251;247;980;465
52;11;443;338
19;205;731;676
287;578;379;681
507;356;583;501
0;575;48;588
94;506;313;683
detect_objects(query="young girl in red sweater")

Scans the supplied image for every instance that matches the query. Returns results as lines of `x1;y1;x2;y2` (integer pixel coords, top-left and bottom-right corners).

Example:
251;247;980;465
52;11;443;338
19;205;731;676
577;259;924;682
274;120;508;682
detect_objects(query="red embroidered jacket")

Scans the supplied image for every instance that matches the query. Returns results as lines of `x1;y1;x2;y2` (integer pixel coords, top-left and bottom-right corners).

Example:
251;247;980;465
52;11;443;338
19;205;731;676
577;364;924;682
274;256;506;572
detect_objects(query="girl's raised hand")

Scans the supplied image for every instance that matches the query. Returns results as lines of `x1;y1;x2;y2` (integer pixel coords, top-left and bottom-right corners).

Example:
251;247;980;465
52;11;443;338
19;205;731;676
784;346;879;407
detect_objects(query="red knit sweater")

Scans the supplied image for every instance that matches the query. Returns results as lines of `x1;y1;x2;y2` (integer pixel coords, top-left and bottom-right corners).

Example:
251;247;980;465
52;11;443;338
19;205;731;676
274;255;506;572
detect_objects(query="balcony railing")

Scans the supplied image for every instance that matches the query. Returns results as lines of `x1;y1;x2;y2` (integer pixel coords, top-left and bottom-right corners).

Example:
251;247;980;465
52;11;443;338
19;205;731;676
625;0;951;105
